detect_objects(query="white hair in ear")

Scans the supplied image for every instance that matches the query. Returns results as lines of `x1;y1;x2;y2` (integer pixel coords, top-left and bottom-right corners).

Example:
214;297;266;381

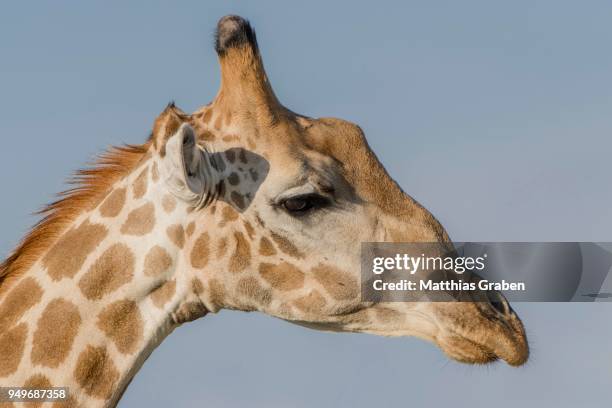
162;123;218;208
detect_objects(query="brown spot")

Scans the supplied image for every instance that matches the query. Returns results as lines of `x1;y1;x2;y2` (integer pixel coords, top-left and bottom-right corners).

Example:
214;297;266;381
99;187;126;218
243;220;255;240
216;237;228;259
167;224;185;248
132;167;149;199
229;232;250;273
277;302;293;318
209;205;217;215
200;129;216;142
293;290;327;314
206;279;225;309
186;222;195;237
374;306;402;323
97;300;143;354
78;243;135;300
222;134;240;143
231;191;245;210
144;245;172;277
0;323;27;378
120;202;155;235
227;172;240;186
225;150;236;163
259;262;305;291
214;115;222;130
258;237;276;256
162;194;176;213
43;220;108;280
151;162;160;182
238;150;248;164
312;264;359;301
202;109;212;124
237;277;271;309
221;205;239;225
150;280;176;308
190;232;210;269
31;299;81;368
270;232;304;259
172;302;207;324
0;277;42;333
192;278;204;294
73;345;119;399
22;374;52;408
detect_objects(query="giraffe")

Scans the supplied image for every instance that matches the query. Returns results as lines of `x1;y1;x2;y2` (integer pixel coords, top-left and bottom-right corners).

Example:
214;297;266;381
0;15;528;408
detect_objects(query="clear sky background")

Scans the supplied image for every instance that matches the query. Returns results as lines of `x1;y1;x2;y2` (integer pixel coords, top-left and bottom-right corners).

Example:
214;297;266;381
1;1;611;406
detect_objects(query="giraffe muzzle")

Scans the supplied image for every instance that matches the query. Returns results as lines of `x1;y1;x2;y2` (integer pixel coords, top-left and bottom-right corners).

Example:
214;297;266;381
435;294;529;366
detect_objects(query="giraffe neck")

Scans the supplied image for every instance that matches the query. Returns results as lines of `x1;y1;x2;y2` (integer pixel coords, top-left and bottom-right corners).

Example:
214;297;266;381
0;157;207;408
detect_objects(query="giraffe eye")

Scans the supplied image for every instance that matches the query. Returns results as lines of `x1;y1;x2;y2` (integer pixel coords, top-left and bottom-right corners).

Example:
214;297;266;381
281;194;329;215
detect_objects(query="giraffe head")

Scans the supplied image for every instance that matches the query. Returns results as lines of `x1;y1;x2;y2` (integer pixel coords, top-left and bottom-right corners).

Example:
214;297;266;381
149;16;528;366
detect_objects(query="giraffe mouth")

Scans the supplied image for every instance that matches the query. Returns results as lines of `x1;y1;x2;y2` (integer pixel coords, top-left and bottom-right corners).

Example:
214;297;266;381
436;318;529;366
438;334;500;365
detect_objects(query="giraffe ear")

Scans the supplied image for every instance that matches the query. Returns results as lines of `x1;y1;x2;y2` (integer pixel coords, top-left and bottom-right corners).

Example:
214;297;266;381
161;123;209;204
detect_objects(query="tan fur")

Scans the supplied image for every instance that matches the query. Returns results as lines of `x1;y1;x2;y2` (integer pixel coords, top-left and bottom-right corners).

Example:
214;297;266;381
166;225;185;249
150;280;177;308
312;264;359;301
161;194;176;213
215;237;228;259
258;237;276;256
0;323;27;377
99;188;126;218
31;299;81;368
143;246;172;277
73;345;119;400
96;300;143;354
270;232;304;259
78;244;135;300
293;291;326;314
22;374;52;408
190;232;211;269
43;221;109;281
236;277;271;309
229;231;250;273
0;277;42;333
259;262;304;291
120;203;155;236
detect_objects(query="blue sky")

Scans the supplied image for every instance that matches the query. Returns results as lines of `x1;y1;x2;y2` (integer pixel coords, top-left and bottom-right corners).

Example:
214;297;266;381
1;1;611;406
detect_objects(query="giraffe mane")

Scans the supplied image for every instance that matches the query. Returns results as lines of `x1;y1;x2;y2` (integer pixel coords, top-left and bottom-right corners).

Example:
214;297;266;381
0;141;151;294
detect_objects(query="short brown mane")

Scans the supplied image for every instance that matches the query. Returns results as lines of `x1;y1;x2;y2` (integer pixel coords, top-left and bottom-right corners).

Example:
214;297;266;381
0;142;151;294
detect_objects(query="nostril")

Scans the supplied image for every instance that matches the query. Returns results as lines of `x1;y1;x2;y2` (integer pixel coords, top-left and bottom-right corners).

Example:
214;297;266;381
490;300;506;314
487;291;510;316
